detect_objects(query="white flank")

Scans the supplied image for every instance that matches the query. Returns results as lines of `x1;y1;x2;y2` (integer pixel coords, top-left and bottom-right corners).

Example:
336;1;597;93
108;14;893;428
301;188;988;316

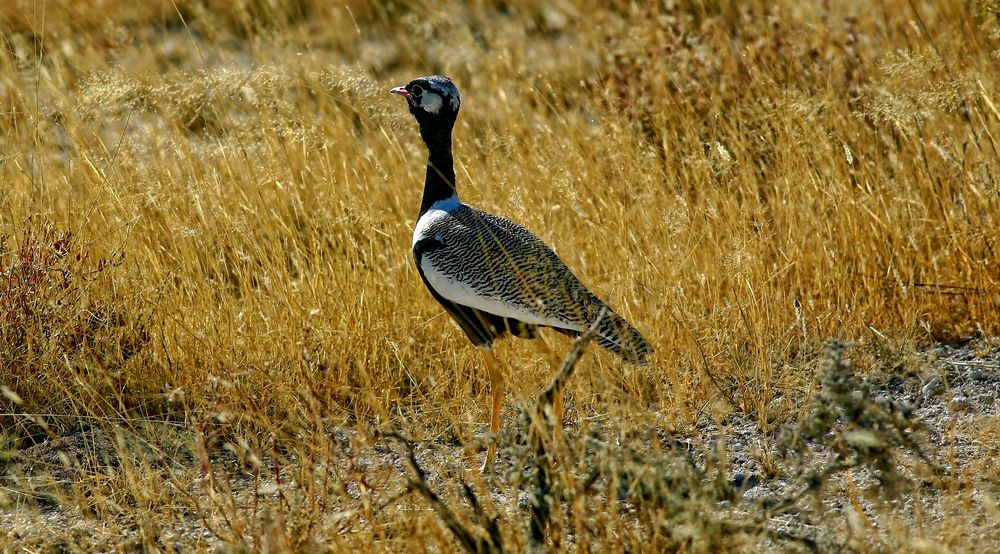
419;256;582;332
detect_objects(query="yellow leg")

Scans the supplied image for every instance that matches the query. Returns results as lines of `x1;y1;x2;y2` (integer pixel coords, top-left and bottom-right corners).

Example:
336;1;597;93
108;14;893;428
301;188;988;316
532;338;563;436
480;348;504;472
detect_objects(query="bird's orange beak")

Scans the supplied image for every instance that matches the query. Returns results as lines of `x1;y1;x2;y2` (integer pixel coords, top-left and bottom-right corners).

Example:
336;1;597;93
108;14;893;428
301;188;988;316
390;86;410;97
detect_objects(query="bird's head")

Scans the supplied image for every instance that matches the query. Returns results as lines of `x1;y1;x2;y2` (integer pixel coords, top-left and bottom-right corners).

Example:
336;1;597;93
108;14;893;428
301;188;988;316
390;75;461;132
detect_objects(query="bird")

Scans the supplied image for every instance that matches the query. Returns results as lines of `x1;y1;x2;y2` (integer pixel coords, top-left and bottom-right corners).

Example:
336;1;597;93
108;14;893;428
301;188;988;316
390;75;651;470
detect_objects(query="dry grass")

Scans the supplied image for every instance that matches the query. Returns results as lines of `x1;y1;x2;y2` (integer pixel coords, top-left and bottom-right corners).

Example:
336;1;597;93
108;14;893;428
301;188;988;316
1;0;999;551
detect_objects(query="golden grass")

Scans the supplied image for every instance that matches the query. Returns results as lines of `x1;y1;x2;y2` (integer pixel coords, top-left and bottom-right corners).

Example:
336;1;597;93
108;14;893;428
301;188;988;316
1;0;999;550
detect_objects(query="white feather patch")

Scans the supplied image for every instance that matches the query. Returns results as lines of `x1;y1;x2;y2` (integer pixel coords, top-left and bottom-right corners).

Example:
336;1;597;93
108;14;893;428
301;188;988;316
420;91;444;114
412;194;461;247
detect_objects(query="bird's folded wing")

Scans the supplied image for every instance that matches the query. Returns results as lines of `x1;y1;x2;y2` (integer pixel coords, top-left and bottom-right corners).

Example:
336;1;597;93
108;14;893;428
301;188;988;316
417;207;590;331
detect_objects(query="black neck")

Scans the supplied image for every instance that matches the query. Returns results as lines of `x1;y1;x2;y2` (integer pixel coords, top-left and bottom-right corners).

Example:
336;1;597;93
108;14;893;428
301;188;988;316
418;122;457;215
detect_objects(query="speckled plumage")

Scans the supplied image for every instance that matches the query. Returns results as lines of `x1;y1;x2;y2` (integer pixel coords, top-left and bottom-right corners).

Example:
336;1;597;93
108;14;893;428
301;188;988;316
393;74;650;364
413;199;650;363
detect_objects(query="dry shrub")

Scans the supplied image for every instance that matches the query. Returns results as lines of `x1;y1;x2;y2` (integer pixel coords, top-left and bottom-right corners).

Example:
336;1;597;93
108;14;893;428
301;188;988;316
0;221;149;440
396;343;938;552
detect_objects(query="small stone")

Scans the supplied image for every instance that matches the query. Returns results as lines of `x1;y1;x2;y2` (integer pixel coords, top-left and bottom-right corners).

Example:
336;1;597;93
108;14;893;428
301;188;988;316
970;370;988;381
921;377;945;397
975;394;994;407
897;401;916;416
948;395;971;412
731;473;760;491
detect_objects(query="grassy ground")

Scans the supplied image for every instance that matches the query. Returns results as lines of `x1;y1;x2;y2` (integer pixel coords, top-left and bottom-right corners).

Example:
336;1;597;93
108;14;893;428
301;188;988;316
1;0;999;551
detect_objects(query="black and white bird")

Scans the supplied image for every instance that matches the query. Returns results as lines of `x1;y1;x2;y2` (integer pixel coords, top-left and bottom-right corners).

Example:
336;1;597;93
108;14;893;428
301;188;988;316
391;75;651;470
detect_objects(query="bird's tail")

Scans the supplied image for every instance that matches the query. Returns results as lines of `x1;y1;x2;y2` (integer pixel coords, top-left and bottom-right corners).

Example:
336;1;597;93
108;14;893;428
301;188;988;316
590;301;652;365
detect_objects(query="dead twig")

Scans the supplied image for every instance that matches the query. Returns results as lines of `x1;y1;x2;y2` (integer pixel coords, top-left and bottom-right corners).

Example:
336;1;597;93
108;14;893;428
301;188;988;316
529;307;607;547
386;432;503;554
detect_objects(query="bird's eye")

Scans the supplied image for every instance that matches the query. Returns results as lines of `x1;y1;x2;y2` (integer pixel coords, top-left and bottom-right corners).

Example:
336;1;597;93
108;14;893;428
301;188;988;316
411;84;424;97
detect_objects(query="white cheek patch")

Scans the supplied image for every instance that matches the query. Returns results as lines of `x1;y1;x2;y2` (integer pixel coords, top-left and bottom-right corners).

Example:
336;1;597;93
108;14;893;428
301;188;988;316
420;92;444;114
